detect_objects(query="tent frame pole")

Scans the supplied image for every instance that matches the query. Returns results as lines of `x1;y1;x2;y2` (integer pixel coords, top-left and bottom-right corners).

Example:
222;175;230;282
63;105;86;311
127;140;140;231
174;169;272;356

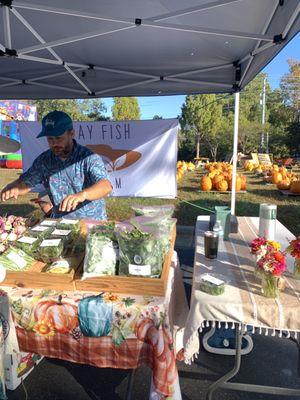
3;6;12;48
230;91;239;216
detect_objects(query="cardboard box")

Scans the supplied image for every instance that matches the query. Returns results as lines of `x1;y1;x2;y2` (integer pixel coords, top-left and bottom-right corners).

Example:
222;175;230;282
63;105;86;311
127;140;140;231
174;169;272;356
4;352;43;391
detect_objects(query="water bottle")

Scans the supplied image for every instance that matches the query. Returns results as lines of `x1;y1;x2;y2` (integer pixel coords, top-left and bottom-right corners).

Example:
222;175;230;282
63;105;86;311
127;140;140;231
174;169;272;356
258;204;277;240
213;219;224;238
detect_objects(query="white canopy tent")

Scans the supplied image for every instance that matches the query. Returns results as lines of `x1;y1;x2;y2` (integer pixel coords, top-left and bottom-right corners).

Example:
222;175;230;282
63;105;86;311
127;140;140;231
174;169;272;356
0;0;299;211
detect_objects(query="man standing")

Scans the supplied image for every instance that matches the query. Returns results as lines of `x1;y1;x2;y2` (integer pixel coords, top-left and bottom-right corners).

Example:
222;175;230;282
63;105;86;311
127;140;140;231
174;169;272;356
1;111;112;220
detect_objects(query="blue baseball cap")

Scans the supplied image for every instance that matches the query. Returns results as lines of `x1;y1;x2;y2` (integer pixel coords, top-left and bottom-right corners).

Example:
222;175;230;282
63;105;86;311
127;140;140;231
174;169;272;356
37;110;73;138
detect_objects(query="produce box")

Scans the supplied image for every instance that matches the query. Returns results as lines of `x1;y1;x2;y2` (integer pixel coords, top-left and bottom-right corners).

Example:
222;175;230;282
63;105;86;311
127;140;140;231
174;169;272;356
0;254;84;290
4;352;43;391
0;218;86;290
74;223;176;296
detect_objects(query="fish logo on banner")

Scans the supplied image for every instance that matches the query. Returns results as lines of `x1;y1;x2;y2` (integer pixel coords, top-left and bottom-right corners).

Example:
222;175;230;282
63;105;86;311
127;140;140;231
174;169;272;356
86;144;141;172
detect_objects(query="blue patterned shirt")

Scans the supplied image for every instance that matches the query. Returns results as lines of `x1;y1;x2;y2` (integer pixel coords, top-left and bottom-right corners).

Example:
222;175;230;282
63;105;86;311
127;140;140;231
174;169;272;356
20;140;110;220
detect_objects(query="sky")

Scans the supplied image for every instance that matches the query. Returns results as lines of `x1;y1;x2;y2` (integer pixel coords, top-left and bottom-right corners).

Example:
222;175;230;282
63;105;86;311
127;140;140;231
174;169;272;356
103;32;299;120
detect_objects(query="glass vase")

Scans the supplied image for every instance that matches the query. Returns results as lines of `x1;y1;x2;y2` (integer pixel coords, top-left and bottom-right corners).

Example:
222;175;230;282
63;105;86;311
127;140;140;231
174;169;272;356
293;259;300;280
261;273;279;298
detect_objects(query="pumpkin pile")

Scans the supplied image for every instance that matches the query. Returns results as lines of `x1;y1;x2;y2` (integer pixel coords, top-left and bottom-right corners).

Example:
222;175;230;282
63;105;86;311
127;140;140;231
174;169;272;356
262;165;299;190
200;162;246;192
176;160;195;181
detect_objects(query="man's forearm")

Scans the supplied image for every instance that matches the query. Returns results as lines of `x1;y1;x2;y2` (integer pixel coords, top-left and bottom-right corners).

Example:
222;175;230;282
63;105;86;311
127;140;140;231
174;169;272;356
81;179;112;201
15;179;32;195
1;179;31;201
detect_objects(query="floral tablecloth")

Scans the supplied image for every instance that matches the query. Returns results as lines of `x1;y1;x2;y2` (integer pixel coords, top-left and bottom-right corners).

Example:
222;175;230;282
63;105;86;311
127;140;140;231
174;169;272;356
1;252;188;399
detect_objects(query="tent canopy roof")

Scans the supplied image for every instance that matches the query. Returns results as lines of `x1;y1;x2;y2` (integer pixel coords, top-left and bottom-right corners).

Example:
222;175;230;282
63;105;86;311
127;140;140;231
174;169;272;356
0;0;299;99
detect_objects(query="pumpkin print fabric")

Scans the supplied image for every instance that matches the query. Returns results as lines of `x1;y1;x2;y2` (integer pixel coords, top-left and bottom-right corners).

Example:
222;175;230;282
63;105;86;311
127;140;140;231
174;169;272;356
8;288;178;398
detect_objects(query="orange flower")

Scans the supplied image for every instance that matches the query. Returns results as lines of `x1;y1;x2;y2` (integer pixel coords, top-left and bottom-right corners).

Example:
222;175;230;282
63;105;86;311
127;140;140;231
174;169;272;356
103;293;120;302
34;320;54;337
274;252;284;262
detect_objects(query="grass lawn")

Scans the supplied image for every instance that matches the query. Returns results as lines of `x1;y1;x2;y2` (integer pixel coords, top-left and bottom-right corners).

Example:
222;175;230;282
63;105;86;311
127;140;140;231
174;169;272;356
0;167;299;235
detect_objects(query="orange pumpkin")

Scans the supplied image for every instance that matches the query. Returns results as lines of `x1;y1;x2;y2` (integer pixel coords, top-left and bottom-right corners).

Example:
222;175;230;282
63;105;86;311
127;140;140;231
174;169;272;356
272;172;282;184
228;176;242;191
216;179;228;192
240;175;247;190
200;176;212;191
212;174;224;189
290;180;300;194
34;296;78;333
277;180;290;190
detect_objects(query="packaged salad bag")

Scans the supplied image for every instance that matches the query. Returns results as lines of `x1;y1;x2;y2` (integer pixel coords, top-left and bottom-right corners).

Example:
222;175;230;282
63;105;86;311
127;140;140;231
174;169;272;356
116;223;164;278
82;223;118;279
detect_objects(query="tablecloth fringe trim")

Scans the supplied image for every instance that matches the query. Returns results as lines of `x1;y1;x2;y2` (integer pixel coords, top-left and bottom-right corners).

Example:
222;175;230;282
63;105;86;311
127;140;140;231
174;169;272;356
202;320;300;339
184;321;299;364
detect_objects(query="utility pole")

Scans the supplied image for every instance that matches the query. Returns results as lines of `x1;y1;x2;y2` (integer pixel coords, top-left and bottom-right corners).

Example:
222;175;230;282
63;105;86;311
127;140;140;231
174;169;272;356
260;77;266;153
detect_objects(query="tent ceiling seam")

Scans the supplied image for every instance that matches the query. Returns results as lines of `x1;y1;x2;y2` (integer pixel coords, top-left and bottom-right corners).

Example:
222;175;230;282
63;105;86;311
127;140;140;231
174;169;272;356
146;0;243;22
95;78;159;95
239;0;279;86
18;25;136;55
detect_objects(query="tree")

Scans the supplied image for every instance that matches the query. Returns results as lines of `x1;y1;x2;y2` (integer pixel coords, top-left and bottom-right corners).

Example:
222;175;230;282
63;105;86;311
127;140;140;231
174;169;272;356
280;59;300;112
112;97;141;120
33;99;107;121
180;94;222;159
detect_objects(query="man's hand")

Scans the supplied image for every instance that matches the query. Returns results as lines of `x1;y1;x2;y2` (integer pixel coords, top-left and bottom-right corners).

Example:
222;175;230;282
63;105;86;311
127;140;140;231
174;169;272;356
59;191;87;212
1;185;20;202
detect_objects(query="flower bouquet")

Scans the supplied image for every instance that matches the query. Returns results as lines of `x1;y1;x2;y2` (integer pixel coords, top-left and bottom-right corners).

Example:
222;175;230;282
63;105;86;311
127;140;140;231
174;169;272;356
285;237;300;279
250;237;287;298
0;215;27;254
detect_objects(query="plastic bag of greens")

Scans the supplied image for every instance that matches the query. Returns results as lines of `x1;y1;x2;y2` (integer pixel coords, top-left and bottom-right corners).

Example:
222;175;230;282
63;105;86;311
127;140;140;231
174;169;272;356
70;234;86;255
47;228;74;246
82;225;118;279
56;218;80;234
131;204;174;218
27;225;54;238
14;234;41;258
37;238;64;263
0;247;35;271
130;216;176;256
116;223;164;278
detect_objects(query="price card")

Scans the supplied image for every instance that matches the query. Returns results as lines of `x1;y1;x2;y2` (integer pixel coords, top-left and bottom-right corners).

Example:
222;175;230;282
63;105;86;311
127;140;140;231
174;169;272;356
40;239;62;247
17;236;37;244
31;225;48;232
129;264;151;276
52;229;71;236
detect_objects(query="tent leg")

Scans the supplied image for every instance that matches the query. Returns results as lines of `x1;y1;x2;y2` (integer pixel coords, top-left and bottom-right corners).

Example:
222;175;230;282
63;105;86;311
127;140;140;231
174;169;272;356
230;91;240;216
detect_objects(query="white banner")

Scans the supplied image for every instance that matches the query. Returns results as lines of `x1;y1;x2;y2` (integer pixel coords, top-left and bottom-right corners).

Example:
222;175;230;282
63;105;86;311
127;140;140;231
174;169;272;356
19;119;178;198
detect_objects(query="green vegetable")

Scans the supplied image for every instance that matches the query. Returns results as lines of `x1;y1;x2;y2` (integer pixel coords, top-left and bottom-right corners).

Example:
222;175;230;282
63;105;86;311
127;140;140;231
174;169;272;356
37;238;64;263
117;225;164;278
198;275;225;296
0;247;35;271
70;235;86;254
56;219;80;234
14;235;41;257
83;227;117;278
27;225;54;239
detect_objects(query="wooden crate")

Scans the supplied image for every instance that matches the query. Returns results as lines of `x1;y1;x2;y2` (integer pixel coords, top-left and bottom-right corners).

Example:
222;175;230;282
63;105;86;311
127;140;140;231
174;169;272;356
1;254;84;290
74;225;176;296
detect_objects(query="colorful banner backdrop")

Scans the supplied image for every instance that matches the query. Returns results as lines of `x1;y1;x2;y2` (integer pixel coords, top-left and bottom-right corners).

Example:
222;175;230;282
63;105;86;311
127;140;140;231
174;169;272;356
19;119;178;198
